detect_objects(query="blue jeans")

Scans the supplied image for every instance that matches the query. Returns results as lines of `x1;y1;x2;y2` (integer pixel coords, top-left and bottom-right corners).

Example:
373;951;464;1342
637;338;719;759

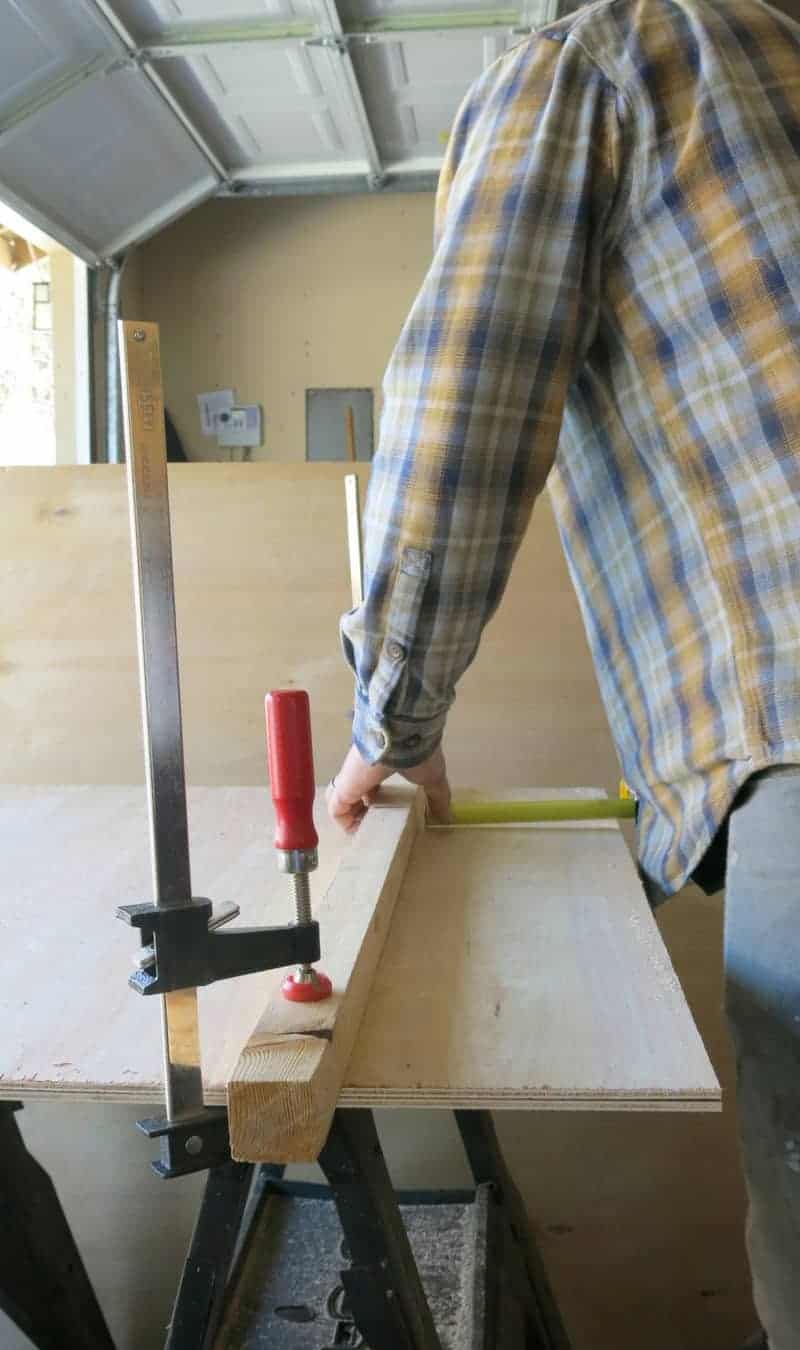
724;767;800;1350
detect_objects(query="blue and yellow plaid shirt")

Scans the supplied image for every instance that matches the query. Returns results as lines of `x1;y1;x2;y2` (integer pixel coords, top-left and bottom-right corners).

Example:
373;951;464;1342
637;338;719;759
341;0;800;897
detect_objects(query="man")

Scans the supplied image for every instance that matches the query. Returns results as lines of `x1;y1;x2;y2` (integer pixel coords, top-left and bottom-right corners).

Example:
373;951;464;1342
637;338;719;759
327;2;800;1345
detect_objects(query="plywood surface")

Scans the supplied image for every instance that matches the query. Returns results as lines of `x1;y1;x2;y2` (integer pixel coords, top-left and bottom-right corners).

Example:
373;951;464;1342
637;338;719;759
0;785;719;1112
0;464;617;795
348;816;718;1110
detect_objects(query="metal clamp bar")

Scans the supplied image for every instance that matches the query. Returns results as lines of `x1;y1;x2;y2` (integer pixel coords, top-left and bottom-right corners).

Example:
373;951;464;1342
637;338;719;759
118;320;204;1123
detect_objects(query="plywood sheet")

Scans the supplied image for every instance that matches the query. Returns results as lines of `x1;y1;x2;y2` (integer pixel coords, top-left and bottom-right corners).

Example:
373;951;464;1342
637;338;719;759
0;786;719;1114
0;464;617;796
347;817;718;1110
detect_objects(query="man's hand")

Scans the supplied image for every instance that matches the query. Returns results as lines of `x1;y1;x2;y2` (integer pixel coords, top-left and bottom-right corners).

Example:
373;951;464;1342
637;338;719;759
327;744;452;833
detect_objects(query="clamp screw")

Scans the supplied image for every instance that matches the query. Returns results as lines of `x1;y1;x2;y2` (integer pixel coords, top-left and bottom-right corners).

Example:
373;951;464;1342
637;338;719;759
132;329;146;342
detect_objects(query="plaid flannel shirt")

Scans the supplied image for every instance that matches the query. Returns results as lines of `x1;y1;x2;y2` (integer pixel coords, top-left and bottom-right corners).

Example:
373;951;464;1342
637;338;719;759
340;0;800;896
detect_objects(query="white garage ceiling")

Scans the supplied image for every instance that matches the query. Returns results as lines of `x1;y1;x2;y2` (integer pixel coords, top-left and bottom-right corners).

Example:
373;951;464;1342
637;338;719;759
0;0;559;264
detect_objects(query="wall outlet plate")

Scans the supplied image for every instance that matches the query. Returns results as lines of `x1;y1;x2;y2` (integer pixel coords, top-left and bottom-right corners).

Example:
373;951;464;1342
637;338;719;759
217;404;262;448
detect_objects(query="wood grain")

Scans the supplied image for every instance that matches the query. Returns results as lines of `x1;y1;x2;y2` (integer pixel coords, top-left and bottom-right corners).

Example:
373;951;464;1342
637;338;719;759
0;464;617;795
344;472;364;607
227;786;424;1162
0;786;718;1130
347;803;718;1111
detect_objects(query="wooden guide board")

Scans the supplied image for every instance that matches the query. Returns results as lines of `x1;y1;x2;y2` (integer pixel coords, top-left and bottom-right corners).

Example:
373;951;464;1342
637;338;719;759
228;786;425;1162
0;785;719;1162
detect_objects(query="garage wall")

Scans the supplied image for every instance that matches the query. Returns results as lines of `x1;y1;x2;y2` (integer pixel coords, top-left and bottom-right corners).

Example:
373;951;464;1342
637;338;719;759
134;193;435;462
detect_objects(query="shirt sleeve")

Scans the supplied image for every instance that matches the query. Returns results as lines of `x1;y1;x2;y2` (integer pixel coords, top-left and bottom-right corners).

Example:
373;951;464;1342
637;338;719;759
340;33;623;768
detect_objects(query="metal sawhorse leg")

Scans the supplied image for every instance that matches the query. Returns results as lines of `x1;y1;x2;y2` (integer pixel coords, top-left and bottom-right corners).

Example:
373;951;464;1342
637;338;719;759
454;1110;571;1350
0;1102;116;1350
166;1106;572;1350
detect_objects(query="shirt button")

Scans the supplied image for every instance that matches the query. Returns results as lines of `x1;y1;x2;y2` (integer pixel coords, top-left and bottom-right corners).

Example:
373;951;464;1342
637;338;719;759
404;734;422;749
386;640;405;664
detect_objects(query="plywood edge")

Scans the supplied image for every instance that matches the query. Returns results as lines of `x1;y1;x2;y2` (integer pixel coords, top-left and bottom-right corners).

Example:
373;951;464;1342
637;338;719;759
0;1084;721;1113
227;785;424;1162
338;1089;723;1112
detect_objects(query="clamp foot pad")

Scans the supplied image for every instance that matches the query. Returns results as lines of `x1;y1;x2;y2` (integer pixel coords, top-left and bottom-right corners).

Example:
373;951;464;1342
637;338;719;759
281;969;333;1002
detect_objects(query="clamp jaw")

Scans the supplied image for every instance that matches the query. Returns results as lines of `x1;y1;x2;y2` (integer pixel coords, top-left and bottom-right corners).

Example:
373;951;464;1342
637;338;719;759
117;897;320;996
117;688;328;1003
115;896;321;1177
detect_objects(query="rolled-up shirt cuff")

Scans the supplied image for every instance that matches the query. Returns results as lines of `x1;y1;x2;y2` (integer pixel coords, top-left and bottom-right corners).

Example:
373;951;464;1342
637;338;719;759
351;691;447;769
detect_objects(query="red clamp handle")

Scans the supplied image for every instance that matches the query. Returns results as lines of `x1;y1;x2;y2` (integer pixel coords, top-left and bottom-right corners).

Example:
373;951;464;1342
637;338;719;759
265;690;318;854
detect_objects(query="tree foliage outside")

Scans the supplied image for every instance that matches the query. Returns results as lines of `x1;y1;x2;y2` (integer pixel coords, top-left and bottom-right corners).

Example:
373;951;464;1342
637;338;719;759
0;257;54;465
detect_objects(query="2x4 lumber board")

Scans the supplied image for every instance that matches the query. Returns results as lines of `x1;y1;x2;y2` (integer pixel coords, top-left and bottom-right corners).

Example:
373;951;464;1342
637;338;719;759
227;786;425;1162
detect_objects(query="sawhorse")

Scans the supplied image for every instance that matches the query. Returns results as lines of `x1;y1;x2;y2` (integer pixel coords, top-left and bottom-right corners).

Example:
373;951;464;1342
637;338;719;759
0;1101;115;1350
1;1103;569;1350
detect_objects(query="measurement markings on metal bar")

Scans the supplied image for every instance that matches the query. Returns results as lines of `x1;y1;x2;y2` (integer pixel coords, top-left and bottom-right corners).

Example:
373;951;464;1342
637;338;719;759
118;320;203;1121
